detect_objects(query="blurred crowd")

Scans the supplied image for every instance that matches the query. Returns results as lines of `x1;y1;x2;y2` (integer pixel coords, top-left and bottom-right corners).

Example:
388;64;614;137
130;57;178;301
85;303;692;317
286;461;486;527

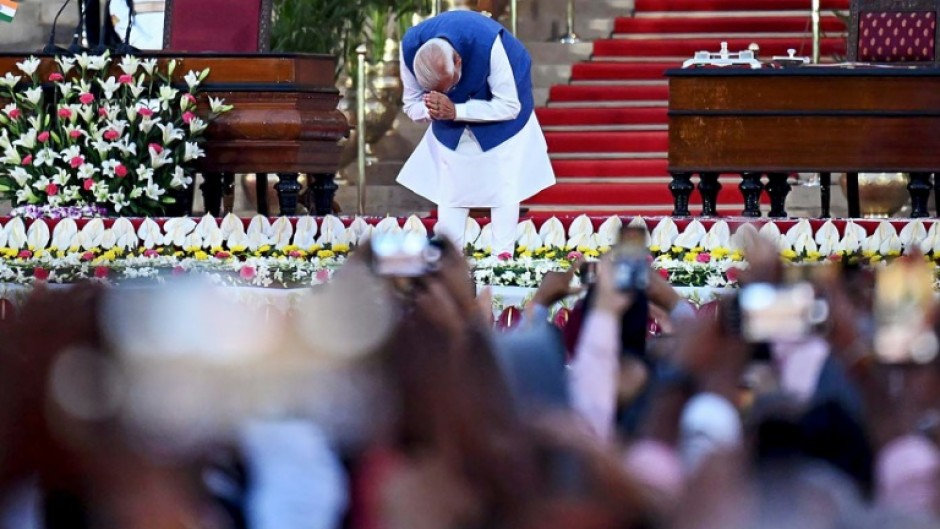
1;228;940;529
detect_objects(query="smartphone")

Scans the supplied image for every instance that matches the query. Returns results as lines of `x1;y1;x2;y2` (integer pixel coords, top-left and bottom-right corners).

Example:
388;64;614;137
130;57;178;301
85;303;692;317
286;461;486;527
370;233;444;277
579;261;597;285
734;282;826;343
612;227;649;292
874;258;938;364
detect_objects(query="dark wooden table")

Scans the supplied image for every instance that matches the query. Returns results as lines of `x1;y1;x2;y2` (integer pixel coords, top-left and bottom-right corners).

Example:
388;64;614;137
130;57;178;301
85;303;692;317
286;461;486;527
0;53;350;216
667;66;940;218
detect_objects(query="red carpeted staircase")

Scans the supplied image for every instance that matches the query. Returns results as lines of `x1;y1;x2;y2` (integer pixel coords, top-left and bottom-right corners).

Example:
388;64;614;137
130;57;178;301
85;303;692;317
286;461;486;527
528;0;850;216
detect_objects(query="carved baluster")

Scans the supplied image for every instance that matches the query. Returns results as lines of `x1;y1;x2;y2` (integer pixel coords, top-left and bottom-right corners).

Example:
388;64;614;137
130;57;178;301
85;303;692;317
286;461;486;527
256;173;270;216
669;172;694;217
845;172;860;218
765;173;791;218
200;172;223;217
275;173;303;216
698;172;722;217
934;173;940;217
308;173;340;215
819;172;831;218
222;173;236;214
909;172;932;218
739;172;763;217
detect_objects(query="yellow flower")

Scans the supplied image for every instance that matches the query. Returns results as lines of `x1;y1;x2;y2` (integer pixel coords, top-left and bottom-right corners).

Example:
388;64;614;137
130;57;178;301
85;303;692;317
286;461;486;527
558;260;572;269
576;245;592;253
671;246;683;254
520;251;532;258
333;243;350;253
599;245;611;254
230;245;247;253
194;251;208;261
870;255;883;263
34;249;45;258
711;247;730;259
780;249;797;260
472;252;486;259
68;245;80;253
806;250;822;261
692;246;704;253
517;245;527;254
886;250;902;257
283;244;299;253
257;245;271;253
173;251;184;257
210;246;224;254
683;252;699;262
585;249;600;258
307;244;322;253
862;250;876;258
317;250;335;259
649;245;661;253
731;250;744;261
185;245;200;253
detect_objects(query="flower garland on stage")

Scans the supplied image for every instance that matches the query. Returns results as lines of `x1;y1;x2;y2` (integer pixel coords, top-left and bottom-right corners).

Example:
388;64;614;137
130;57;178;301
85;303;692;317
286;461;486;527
0;54;232;217
0;214;939;291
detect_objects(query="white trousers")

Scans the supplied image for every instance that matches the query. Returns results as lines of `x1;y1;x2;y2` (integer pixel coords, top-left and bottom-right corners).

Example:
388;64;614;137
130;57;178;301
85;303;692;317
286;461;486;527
438;203;520;255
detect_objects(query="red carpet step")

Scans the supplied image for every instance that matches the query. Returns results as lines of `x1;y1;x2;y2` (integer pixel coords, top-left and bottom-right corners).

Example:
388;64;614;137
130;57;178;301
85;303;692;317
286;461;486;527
537;107;668;127
545;131;667;153
633;0;849;12
571;62;676;81
613;15;845;35
549;84;668;102
551;159;669;178
593;37;846;58
527;183;754;206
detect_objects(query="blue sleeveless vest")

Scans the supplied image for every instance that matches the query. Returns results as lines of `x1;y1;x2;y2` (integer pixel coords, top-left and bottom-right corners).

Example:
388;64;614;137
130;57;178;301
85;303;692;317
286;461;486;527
402;11;534;152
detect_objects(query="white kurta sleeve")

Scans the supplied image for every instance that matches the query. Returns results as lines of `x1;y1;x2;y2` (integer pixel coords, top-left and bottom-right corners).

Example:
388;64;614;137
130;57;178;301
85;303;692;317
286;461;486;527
454;36;522;123
400;48;431;123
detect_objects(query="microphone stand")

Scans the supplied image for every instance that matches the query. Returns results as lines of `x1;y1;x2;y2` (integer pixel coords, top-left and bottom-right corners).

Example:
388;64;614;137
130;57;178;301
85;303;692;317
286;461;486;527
42;0;75;54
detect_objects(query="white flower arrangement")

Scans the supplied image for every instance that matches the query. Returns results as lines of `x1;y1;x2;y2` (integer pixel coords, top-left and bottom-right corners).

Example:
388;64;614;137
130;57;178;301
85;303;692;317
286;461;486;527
0;53;232;217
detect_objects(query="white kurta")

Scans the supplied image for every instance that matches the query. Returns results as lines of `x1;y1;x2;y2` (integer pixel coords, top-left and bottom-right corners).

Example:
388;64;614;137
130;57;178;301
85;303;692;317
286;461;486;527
397;36;555;208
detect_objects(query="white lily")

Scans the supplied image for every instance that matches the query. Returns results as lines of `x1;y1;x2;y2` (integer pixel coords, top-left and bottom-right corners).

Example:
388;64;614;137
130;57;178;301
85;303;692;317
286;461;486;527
77;163;98;180
149;146;172;169
118;55;140;76
15;57;40;77
183;142;204;162
34;149;56;167
293;216;318;248
97;77;121;99
0;147;21;166
158;85;179;104
87;53;109;71
271;217;294;249
188;116;207;135
650;217;679;249
51;218;78;250
52;168;70;186
100;229;117;250
0;73;21;89
158;123;184;145
14;188;38;205
209;96;233;114
170;166;192;188
595;216;623;247
75;53;91;70
80;218;105;249
6;218;27;250
56;81;73;98
674;220;707;249
9;167;29;187
136;164;154;181
220;212;245;238
567;214;594;239
55;56;76;75
403;215;427;237
539;216;567;248
22;87;42;105
141;58;158;75
137;217;164;248
184;70;201;90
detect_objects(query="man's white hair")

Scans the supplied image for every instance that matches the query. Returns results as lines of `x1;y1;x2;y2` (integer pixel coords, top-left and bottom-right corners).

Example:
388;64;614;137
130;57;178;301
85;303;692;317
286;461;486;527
414;38;458;91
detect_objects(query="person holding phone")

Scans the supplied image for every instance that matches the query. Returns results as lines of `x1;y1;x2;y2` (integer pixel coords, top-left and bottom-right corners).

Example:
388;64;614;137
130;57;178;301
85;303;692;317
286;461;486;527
398;10;555;256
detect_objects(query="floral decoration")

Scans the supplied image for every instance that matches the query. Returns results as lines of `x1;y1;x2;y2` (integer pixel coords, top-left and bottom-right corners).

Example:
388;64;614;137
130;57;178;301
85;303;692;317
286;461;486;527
0;53;233;217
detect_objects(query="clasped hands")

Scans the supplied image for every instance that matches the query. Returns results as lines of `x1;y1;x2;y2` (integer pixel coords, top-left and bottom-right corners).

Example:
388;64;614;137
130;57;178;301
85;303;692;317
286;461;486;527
424;92;456;121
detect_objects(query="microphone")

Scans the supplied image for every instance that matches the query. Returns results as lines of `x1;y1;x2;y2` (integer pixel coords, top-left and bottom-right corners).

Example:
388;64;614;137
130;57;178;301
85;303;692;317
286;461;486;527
43;0;75;54
67;0;87;54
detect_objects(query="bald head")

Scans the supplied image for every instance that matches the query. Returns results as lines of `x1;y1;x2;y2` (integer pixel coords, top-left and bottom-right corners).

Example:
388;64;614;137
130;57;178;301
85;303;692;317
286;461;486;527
414;38;463;93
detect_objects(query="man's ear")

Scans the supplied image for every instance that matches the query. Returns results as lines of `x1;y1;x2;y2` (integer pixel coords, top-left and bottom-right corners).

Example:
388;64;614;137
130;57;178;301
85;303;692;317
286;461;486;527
454;54;462;69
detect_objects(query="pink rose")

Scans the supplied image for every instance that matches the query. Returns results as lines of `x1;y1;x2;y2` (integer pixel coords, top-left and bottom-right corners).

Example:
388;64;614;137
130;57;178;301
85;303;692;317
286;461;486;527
69;129;82;139
17;250;32;259
725;267;740;283
696;252;711;263
7;108;20;120
149;143;163;154
137;107;154;118
37;131;50;143
83;179;95;191
215;251;231;259
315;269;330;283
114;164;127;178
79;92;94;105
45;183;58;196
119;74;134;84
182;111;196;124
21;154;32;166
567;251;583;261
497;252;512;261
94;266;109;279
288;250;303;258
184;93;197;104
172;266;186;276
657;268;669;280
57;107;72;119
143;249;159;258
69;156;84;168
103;129;119;141
32;267;49;281
48;73;64;82
81;251;95;262
239;265;256;281
98;107;109;117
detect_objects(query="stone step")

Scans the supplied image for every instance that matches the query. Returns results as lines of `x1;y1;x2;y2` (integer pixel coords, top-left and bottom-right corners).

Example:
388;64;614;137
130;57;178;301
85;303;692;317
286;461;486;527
526;41;594;64
532;63;574;89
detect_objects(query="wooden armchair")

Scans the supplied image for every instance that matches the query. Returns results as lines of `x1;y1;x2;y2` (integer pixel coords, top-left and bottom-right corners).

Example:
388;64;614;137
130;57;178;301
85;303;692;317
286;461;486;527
162;0;273;53
848;0;940;64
